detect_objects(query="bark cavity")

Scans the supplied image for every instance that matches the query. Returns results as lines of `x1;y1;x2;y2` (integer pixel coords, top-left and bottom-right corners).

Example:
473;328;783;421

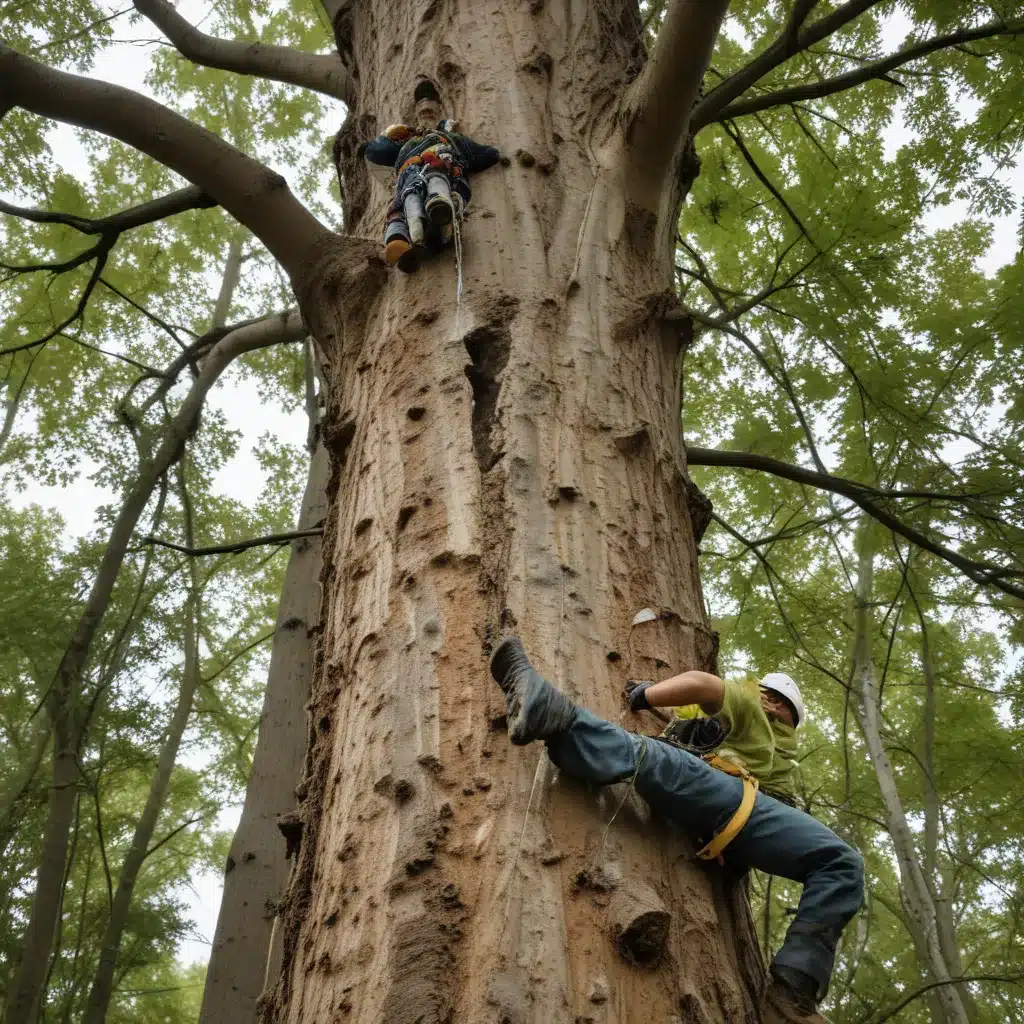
463;325;511;474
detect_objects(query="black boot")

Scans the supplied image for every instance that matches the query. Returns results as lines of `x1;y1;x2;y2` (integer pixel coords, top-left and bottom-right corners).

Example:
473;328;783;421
761;966;828;1024
489;636;577;745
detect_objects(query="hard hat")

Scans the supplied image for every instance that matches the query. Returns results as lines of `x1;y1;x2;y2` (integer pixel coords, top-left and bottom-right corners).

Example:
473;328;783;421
760;672;805;727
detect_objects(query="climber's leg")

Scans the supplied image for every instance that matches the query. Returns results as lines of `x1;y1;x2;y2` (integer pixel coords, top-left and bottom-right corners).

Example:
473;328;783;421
425;169;455;225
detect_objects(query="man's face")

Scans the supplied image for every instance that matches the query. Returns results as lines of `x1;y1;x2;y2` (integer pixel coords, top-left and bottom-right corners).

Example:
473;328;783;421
760;688;796;727
414;99;441;130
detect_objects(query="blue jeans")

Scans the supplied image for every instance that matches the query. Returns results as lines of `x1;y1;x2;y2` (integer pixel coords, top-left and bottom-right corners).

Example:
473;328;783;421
546;708;864;999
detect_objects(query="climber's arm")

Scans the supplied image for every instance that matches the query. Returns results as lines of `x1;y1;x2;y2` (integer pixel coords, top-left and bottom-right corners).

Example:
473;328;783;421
363;125;414;167
629;671;725;715
458;136;501;172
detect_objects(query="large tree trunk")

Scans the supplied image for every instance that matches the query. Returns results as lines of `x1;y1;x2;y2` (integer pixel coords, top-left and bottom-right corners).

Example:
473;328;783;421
259;2;762;1022
200;443;328;1023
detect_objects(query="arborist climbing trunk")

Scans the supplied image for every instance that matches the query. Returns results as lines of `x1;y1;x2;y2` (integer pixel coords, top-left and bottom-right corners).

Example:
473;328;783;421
490;636;865;1008
364;117;499;274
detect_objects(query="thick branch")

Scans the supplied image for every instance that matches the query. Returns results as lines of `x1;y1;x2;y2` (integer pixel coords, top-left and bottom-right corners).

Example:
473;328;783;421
620;0;730;194
687;447;1024;601
134;0;351;103
0;45;333;278
711;18;1024;123
140;527;323;557
692;0;884;131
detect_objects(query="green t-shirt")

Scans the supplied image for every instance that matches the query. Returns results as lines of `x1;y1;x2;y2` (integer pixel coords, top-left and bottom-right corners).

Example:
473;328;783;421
674;678;799;798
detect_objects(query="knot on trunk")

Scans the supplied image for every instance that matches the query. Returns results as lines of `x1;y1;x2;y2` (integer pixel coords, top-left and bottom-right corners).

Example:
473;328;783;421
607;879;671;966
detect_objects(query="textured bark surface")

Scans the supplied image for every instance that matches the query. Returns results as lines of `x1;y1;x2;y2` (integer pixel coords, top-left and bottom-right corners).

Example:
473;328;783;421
201;445;329;1024
260;2;760;1022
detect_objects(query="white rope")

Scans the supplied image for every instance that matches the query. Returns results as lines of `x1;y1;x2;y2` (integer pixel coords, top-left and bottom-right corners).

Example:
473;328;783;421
453;194;465;306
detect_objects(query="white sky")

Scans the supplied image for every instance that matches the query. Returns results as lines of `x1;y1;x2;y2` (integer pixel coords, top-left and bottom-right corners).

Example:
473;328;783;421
2;0;1022;977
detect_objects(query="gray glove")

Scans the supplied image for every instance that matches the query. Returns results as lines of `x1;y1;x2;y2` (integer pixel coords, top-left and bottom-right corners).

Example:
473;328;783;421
626;679;655;712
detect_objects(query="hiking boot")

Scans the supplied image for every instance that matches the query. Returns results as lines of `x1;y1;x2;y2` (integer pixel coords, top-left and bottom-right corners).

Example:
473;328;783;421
425;172;454;225
385;237;409;266
396;244;420;274
760;968;829;1024
489;636;577;745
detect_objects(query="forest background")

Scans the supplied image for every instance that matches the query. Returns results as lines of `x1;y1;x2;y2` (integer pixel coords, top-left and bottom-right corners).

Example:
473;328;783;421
1;1;1022;1022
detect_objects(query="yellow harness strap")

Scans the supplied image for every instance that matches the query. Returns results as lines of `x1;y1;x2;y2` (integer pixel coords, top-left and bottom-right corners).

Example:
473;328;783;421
696;755;759;862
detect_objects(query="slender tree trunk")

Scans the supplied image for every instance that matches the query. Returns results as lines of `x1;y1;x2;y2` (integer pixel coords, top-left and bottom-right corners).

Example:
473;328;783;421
81;468;203;1024
257;3;765;1022
915;607;979;1024
851;535;969;1024
200;442;327;1024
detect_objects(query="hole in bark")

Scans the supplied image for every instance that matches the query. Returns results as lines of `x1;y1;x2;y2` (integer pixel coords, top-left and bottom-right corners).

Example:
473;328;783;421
559;485;579;502
607;651;621;662
355;517;373;536
325;416;356;465
463;325;511;474
407;406;426;421
397;505;417;532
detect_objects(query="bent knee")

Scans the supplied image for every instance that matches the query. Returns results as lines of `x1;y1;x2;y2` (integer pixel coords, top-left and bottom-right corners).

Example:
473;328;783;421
835;843;865;910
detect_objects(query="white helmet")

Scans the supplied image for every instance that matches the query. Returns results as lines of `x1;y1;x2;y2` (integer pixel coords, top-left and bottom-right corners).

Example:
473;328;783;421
760;672;805;727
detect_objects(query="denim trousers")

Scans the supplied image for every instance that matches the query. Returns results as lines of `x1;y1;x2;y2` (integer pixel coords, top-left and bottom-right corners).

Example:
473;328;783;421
546;707;864;999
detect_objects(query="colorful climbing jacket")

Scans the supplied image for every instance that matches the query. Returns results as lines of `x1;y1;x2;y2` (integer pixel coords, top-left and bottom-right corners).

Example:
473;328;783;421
364;120;499;272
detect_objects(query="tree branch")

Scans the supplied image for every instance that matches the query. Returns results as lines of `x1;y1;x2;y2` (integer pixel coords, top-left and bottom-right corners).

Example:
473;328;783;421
691;0;885;131
710;17;1024;124
868;974;1023;1024
687;447;1024;601
620;0;730;199
140;527;323;557
0;45;333;278
0;184;215;235
134;0;352;103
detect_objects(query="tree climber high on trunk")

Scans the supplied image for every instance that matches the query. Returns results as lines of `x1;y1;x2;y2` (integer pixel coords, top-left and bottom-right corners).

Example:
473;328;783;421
490;636;864;1024
626;667;804;806
361;80;500;273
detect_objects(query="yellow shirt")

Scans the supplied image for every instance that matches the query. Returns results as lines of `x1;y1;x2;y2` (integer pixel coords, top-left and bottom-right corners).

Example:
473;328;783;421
674;678;798;798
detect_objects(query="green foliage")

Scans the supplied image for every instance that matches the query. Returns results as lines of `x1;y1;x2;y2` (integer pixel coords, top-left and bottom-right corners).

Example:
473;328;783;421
680;2;1024;1017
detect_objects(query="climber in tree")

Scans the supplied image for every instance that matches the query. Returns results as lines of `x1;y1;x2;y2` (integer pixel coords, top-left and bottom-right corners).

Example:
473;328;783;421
362;80;500;272
490;636;863;1024
626;669;804;806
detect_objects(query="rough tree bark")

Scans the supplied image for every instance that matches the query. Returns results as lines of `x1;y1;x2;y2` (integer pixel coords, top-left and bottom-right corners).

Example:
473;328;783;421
200;441;328;1023
248;2;779;1022
851;534;970;1024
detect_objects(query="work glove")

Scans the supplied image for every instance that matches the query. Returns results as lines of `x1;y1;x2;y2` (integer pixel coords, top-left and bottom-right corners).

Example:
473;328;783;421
625;679;655;712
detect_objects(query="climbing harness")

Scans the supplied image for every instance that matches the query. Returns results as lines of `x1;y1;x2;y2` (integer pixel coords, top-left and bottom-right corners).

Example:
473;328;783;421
695;755;758;863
